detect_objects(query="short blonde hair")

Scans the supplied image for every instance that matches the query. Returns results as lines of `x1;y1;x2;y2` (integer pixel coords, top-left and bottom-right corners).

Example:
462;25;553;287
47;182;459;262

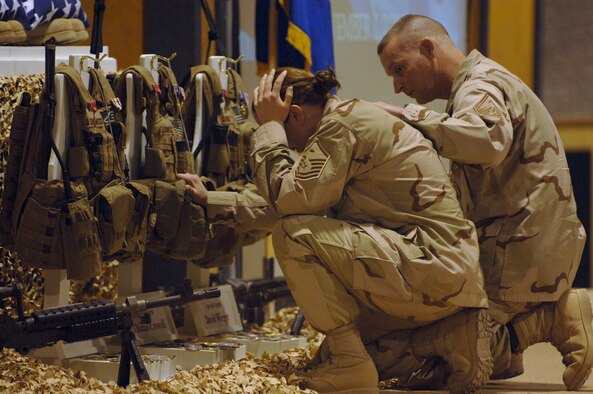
377;14;450;55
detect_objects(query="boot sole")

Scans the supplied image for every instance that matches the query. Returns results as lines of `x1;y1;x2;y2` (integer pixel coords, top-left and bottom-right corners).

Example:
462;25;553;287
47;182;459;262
325;389;379;394
450;309;495;394
565;289;593;391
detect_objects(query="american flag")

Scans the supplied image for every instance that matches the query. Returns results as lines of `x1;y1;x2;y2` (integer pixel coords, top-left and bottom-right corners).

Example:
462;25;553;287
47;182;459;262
1;0;89;30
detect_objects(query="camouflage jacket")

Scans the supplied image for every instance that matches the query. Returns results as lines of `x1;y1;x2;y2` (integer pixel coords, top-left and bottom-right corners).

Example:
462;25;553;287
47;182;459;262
251;97;488;308
402;50;586;302
206;183;279;233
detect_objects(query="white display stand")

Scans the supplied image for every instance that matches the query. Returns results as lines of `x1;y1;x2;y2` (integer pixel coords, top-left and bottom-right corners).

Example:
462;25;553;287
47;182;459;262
64;353;176;384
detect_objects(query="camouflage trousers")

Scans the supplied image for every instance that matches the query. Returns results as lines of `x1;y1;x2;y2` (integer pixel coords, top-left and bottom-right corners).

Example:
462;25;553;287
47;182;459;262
273;214;540;384
271;214;460;332
271;214;464;383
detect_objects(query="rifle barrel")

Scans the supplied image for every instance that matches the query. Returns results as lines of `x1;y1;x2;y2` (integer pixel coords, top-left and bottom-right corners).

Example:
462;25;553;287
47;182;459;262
145;288;220;309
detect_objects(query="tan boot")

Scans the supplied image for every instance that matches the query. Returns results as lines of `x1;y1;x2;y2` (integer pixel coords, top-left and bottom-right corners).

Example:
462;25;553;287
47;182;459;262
300;323;379;393
511;288;593;390
491;352;524;380
306;336;330;369
410;308;494;394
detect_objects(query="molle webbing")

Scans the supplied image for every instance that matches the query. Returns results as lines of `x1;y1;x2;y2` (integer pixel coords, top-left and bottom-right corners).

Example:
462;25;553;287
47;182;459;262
57;65;124;195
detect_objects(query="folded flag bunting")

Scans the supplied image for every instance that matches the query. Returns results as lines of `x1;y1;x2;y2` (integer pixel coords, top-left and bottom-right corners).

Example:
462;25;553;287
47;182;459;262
256;0;334;75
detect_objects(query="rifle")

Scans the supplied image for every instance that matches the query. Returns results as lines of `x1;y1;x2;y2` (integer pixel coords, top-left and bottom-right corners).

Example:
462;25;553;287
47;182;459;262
0;280;220;387
225;277;294;326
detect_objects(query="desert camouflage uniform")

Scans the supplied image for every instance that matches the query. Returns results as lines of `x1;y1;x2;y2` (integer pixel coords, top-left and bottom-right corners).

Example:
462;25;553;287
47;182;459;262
250;97;487;338
206;183;279;233
402;50;586;324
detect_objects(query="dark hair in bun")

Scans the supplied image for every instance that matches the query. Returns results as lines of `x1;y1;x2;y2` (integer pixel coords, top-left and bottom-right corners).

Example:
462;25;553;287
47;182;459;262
274;66;341;106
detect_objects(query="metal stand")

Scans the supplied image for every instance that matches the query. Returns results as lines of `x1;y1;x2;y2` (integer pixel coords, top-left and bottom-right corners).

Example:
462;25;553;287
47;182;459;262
117;329;150;388
199;0;226;59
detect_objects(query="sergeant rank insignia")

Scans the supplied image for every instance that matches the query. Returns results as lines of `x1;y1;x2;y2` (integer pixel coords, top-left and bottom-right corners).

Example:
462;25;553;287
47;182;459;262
295;141;330;181
473;93;504;125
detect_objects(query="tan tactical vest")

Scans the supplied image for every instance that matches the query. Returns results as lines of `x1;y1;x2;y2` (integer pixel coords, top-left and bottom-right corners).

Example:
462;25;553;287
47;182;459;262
114;65;195;180
181;65;262;268
114;65;208;261
11;86;103;280
182;64;257;188
58;66;156;262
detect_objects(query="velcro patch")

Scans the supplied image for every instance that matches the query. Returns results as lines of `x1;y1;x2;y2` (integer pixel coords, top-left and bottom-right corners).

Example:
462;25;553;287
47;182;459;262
295;141;330;182
473;94;504;125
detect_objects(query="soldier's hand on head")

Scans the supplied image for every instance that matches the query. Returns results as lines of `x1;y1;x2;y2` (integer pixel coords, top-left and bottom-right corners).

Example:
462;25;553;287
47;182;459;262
374;101;405;118
253;69;293;125
177;173;208;206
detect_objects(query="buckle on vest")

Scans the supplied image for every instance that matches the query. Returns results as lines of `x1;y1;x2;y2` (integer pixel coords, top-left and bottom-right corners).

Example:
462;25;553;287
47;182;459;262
110;97;122;111
89;99;98;112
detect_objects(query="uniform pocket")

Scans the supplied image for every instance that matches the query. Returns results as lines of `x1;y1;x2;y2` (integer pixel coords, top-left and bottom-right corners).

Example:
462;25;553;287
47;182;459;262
350;227;414;302
476;220;504;295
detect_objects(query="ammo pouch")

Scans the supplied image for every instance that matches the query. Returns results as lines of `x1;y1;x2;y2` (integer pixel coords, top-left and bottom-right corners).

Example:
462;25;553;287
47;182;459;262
112;181;153;263
14;174;102;280
143;116;177;180
204;123;231;187
146;179;208;260
176;140;194;174
92;180;135;257
228;121;257;180
202;121;257;190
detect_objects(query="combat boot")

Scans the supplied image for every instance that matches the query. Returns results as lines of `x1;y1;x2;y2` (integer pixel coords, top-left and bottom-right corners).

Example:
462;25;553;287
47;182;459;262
306;337;330;369
410;308;494;394
491;352;524;380
300;323;379;393
510;288;593;390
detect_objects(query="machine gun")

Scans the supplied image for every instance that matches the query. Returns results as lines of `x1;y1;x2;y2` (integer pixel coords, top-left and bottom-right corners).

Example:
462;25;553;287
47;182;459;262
224;277;297;327
0;280;220;387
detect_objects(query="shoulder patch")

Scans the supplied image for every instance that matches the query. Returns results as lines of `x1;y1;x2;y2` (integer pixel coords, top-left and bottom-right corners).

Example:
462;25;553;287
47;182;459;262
473;94;505;125
295;141;330;182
